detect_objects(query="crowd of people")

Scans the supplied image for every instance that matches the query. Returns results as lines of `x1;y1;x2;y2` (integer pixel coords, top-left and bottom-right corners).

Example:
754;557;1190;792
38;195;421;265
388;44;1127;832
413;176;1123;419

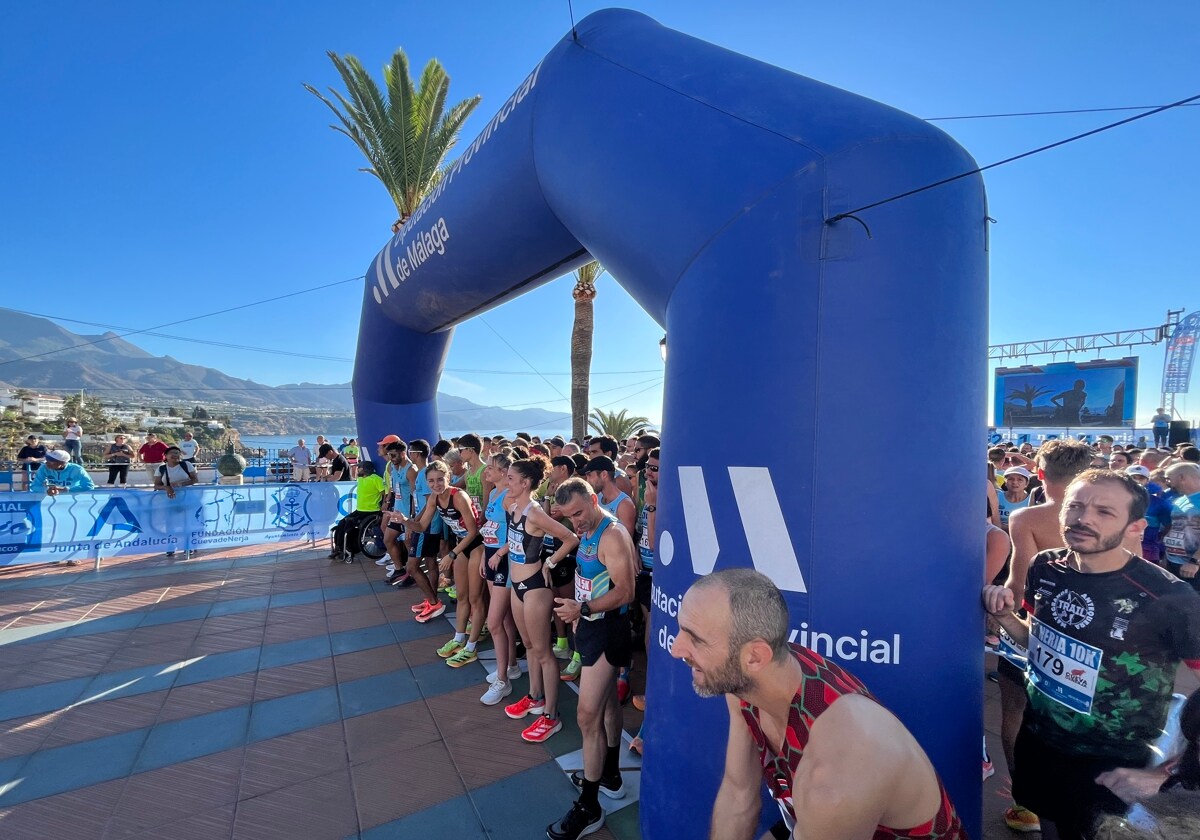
984;437;1200;839
329;429;659;840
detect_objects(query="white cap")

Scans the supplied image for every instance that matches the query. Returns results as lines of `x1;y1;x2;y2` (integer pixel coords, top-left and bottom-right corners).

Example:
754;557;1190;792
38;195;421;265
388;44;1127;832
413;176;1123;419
1125;465;1151;478
1003;466;1033;479
46;449;72;463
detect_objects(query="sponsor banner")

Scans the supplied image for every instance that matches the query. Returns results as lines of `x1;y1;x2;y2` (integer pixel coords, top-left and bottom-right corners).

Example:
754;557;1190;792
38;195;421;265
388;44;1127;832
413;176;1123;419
0;483;358;567
1163;311;1200;394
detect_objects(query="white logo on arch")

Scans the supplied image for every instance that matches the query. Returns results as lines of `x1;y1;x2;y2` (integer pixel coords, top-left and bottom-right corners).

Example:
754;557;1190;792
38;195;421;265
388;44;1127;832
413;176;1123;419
667;466;807;593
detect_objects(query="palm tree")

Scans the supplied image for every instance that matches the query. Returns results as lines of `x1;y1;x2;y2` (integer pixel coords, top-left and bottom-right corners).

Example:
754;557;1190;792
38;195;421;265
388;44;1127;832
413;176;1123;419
1007;384;1053;411
571;261;602;441
305;50;481;230
588;408;651;441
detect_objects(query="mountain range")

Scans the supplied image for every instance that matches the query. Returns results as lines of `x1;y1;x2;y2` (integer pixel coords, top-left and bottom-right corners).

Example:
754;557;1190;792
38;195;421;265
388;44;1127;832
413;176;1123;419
0;309;570;433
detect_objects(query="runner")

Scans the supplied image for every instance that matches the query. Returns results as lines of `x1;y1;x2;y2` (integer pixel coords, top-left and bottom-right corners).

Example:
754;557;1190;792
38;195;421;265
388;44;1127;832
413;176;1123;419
547;477;638;840
999;439;1094;834
480;451;522;705
630;446;659;739
998;466;1033;530
382;440;417;586
396;460;483;664
673;569;965;840
543;456;580;664
581;456;636;535
982;469;1200;839
404;440;446;622
501;455;579;743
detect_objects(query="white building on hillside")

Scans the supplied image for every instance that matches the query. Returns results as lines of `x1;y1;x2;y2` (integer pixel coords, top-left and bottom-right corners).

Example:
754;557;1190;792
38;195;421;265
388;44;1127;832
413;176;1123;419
1;390;66;421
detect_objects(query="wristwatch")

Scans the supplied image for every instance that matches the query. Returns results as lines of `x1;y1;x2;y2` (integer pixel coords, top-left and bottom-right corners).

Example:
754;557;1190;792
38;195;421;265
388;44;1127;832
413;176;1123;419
579;601;592;618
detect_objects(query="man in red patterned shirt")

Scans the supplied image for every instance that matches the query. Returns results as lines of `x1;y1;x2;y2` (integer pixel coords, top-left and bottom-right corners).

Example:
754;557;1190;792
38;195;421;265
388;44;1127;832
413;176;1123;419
672;569;964;840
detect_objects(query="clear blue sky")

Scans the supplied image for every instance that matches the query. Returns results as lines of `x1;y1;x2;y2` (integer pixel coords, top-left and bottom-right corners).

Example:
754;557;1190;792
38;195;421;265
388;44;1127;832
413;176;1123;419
3;2;1198;427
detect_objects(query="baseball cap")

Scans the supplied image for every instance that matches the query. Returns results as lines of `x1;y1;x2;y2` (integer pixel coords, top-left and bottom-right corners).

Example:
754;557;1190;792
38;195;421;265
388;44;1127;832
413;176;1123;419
46;449;72;463
1125;465;1151;478
581;455;616;476
377;434;401;445
549;436;566;447
1002;466;1032;479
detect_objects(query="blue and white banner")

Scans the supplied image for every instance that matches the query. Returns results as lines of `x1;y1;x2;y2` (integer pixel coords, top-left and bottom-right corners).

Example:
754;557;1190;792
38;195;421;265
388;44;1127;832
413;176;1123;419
1163;311;1200;394
0;482;357;567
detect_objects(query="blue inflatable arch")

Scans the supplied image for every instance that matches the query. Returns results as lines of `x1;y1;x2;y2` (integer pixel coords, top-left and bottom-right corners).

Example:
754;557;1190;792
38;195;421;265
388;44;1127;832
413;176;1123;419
353;10;987;838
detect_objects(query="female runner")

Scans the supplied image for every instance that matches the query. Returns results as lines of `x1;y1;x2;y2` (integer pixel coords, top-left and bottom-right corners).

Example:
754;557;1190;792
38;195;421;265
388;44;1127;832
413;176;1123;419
502;455;579;742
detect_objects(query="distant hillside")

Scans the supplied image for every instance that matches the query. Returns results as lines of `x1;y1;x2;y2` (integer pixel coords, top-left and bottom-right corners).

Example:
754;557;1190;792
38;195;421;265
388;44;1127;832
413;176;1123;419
0;309;569;432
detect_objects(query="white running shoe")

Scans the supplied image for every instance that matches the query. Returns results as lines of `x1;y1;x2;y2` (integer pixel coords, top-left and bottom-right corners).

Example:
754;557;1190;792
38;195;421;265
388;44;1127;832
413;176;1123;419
374;558;389;566
480;679;513;706
385;563;396;573
486;664;523;684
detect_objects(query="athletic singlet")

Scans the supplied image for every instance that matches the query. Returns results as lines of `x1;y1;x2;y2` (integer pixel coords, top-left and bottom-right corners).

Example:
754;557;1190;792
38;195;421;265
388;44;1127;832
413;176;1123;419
464;463;486;509
600;491;631;519
637;503;653;571
576;511;624;620
436;488;479;540
387;461;414;515
481;487;508;548
740;645;965;840
506;501;545;565
413;467;442;530
997;491;1030;527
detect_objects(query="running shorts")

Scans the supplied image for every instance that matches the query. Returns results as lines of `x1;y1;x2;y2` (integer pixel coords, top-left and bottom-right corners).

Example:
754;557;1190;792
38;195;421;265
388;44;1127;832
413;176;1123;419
576;610;631;669
549;553;577;588
511;570;549;602
485;546;509;587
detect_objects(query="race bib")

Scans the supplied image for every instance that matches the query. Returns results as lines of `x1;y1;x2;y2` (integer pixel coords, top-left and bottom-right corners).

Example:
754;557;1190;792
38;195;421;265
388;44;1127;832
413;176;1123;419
1027;617;1103;714
480;519;499;547
574;570;607;621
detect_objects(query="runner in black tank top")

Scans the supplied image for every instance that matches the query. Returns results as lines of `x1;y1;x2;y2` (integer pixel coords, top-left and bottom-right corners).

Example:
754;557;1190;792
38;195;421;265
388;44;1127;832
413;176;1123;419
499;457;579;745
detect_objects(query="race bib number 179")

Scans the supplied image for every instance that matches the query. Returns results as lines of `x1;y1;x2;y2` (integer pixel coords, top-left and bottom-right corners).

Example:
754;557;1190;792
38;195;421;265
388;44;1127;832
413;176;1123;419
1028;617;1103;715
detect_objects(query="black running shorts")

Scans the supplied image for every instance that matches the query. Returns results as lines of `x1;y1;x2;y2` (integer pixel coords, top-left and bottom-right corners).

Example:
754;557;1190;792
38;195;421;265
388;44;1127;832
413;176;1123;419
576;610;631;669
511;569;549;602
485;546;508;587
549;554;577;589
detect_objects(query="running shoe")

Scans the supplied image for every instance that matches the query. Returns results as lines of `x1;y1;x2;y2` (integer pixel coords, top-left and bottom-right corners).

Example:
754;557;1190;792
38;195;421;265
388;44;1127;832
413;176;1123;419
546;800;603;840
374;557;388;566
478;622;490;639
390;574;415;588
445;585;457;601
384;563;396;573
415;601;447;623
437;639;465;659
411;599;433;613
629;734;643;756
569;770;625;800
982;759;995;782
504;694;546;719
480;679;513;706
552;641;571;660
488;664;523;684
521;714;562;743
632;694;646;712
1004;805;1041;833
446;648;478;668
560;656;582;682
617;674;631;705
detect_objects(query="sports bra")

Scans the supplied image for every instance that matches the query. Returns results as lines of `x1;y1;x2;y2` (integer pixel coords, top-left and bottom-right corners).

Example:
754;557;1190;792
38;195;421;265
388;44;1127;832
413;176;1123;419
506;501;545;565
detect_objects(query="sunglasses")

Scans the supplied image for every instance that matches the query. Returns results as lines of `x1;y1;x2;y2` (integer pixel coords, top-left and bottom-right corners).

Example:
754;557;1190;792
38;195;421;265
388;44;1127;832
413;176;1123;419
646;465;659;472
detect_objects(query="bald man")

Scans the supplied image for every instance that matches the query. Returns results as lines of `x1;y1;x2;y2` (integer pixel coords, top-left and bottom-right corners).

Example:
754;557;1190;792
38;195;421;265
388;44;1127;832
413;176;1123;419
671;569;964;840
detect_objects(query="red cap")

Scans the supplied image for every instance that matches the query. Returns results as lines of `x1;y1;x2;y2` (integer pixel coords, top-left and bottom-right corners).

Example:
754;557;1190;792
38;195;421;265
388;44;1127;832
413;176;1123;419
377;434;401;445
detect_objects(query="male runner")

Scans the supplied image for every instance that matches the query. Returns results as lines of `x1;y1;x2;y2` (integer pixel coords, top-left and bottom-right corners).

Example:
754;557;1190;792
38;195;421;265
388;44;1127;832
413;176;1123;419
1161;462;1200;589
673;569;964;840
631;447;660;718
548;477;637;840
585;436;634;496
581;456;636;536
983;469;1200;839
998;438;1094;833
382;440;417;586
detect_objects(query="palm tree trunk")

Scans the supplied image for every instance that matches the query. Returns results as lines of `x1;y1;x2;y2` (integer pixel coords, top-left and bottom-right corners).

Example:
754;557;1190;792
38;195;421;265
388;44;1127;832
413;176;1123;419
571;293;594;441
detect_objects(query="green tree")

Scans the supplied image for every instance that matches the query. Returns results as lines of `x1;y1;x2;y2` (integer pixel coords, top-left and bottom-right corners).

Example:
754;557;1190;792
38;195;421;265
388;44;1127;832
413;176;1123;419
55;395;111;434
571;261;602;442
192;406;209;420
167;406;179;417
588;408;651;441
11;388;34;417
305;49;481;230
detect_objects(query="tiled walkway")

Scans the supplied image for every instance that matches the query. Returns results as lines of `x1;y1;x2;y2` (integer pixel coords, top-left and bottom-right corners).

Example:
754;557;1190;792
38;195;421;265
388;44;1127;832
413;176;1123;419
3;544;1192;839
0;545;642;839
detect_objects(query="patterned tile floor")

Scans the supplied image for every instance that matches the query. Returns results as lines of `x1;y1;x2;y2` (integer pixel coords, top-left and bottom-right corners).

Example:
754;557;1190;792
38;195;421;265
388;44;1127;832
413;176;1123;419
1;543;1191;839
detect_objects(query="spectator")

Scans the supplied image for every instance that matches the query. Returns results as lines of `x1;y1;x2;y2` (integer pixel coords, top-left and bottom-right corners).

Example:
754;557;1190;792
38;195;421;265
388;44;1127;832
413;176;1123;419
104;434;134;487
343;438;361;463
30;449;94;495
177;431;199;464
63;417;83;461
329;461;386;560
1150;408;1172;449
154;447;197;498
289;439;312;482
318;443;350;481
16;434;46;490
138;433;169;486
